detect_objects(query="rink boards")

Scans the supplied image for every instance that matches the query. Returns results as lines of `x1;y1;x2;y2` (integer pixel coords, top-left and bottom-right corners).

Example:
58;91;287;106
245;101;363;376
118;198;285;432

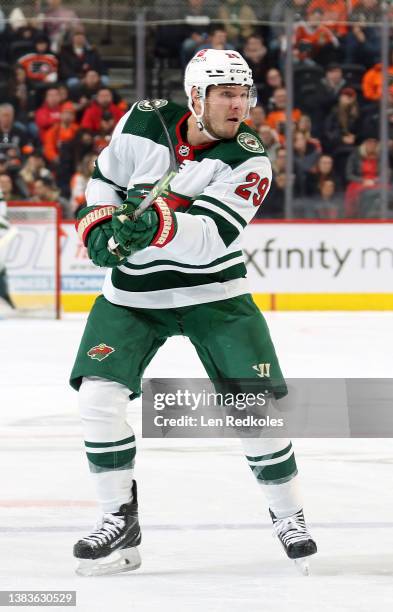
61;220;393;311
246;220;393;311
7;220;393;312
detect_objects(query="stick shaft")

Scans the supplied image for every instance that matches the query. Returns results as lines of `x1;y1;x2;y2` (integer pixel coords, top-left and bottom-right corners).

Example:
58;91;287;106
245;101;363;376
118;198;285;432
107;99;179;255
132;169;177;219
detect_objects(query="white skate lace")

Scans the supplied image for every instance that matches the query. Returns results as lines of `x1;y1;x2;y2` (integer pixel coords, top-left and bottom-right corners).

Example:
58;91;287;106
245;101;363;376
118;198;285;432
273;510;310;547
82;514;125;547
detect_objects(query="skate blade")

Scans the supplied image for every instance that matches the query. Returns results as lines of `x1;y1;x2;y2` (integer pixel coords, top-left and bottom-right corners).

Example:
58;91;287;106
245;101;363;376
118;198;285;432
294;557;310;576
75;546;141;577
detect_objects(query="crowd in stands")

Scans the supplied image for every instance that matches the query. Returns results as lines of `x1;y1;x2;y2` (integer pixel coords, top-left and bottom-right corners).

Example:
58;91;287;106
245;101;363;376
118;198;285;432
0;0;392;219
0;0;126;219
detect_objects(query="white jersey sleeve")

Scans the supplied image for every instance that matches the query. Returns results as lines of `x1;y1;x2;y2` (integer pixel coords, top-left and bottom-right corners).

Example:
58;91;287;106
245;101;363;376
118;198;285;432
165;155;272;264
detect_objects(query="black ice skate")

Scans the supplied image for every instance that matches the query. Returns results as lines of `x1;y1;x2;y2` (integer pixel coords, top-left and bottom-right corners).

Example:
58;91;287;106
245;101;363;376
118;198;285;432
74;480;142;576
270;508;317;575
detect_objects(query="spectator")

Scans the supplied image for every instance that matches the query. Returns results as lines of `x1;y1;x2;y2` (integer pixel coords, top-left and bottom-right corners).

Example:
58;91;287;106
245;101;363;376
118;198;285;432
40;0;82;53
92;112;115;155
242;35;271;91
8;8;28;33
58;83;70;105
180;0;213;68
307;0;348;38
345;0;381;68
320;63;346;101
246;105;266;132
70;152;96;216
0;173;19;200
154;3;190;63
43;101;79;163
362;49;393;101
59;29;107;87
266;88;302;143
361;85;393;153
269;0;309;61
0;154;8;175
293;8;339;67
5;65;35;127
312;63;346;136
0;149;28;198
305;153;341;195
297;115;321;151
19;152;52;195
323;87;362;180
270;147;307;217
309;179;342;218
17;34;58;85
43;101;79;203
80;88;125;134
30;174;69;216
217;0;257;47
272;146;287;176
258;125;281;163
4;9;37;63
259;68;284;109
293;130;321;196
35;86;61;142
0;104;30;158
0;145;30;198
69;70;120;115
73;129;95;164
255;171;285;218
195;26;235;53
344;137;382;216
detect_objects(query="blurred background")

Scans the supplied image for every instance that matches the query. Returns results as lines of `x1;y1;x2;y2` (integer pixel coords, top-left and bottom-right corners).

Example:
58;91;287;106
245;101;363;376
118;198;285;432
0;0;392;316
0;0;392;220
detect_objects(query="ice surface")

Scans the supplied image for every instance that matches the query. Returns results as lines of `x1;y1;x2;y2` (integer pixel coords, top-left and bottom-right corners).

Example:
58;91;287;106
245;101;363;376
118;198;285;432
1;312;393;611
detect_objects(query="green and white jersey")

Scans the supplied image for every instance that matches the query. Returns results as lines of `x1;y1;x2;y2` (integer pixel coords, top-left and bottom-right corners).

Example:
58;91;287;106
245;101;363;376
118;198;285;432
86;99;272;309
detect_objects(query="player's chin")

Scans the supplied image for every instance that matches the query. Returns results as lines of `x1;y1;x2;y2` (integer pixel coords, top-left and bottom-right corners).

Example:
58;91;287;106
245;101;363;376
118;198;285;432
221;121;241;139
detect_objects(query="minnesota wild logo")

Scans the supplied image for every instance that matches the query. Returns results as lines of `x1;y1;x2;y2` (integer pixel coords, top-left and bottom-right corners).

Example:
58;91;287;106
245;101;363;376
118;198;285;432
237;132;264;153
87;344;115;361
137;99;168;112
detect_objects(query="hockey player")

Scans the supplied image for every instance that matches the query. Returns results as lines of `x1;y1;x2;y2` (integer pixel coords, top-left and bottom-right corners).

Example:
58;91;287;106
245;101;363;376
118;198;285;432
0;187;16;312
70;49;317;576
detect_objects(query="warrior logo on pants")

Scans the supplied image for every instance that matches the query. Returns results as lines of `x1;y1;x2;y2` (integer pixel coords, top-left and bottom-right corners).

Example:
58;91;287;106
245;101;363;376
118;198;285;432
253;363;271;377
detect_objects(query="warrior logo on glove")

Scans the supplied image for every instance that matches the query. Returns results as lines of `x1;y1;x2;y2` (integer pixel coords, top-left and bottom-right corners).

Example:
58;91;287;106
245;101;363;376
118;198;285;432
111;196;178;255
151;197;177;247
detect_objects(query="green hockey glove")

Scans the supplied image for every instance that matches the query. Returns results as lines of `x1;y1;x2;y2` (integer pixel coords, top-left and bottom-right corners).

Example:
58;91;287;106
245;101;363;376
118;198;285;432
76;205;129;268
112;196;177;255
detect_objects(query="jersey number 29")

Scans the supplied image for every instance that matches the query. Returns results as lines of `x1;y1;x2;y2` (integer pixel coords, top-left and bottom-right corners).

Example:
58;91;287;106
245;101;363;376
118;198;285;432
235;172;269;206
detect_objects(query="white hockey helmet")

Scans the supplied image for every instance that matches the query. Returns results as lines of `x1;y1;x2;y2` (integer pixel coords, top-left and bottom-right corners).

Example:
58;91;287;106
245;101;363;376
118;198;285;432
184;49;257;138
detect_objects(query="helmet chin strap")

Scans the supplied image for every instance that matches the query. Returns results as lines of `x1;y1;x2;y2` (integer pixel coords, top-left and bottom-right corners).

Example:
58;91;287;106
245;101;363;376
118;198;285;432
194;100;219;141
188;87;252;141
189;93;219;141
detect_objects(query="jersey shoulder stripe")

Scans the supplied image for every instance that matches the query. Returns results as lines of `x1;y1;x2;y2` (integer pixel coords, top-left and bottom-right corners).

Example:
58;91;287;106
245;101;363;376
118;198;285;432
121;99;186;144
196;195;247;228
188;204;240;247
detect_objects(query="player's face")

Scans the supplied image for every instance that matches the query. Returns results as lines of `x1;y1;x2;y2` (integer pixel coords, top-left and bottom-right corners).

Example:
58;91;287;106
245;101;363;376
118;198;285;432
203;85;249;140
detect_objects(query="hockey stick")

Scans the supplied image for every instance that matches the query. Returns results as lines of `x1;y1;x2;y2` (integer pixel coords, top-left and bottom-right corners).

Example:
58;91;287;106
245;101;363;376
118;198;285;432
107;100;179;254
